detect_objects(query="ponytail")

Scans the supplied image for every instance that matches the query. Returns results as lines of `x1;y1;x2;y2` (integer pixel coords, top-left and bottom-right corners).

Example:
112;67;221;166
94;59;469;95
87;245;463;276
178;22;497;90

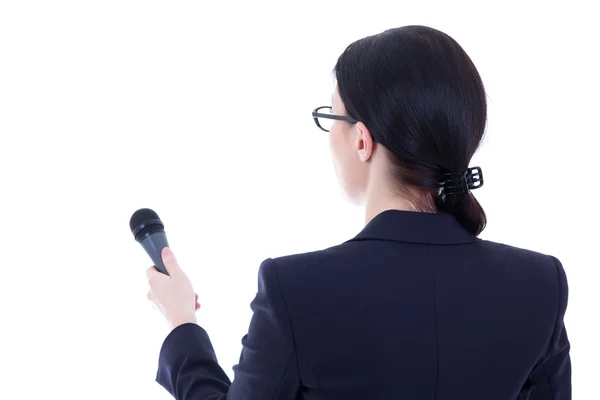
389;160;487;236
435;192;486;236
434;166;486;235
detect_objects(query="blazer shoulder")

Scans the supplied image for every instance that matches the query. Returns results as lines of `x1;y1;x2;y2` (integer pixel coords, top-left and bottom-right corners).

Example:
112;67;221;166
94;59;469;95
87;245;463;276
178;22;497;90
478;239;567;284
270;243;346;268
266;243;352;281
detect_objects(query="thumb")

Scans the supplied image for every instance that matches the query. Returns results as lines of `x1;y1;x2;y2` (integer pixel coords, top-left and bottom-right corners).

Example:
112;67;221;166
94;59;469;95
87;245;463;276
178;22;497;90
162;247;180;275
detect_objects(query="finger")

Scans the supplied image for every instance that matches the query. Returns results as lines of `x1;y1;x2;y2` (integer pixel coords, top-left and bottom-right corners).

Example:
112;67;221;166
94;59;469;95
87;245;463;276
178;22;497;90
162;247;181;275
146;266;165;285
195;293;198;302
147;265;165;278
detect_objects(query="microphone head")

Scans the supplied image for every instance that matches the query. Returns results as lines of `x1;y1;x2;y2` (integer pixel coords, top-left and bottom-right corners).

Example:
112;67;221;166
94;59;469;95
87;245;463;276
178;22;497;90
130;208;164;243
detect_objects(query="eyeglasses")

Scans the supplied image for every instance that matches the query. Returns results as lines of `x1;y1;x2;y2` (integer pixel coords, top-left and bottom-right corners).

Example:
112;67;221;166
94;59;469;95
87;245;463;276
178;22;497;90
312;106;359;132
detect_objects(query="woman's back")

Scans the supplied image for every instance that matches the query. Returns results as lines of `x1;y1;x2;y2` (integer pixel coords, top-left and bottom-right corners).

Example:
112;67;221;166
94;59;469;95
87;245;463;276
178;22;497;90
271;210;569;399
153;25;571;399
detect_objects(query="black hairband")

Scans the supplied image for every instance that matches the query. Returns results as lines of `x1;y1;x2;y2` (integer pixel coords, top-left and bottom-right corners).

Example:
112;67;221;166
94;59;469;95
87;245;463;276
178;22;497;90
440;166;484;196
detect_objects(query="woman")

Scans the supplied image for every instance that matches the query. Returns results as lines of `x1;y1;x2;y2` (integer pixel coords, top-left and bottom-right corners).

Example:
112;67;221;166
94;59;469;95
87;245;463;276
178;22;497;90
146;25;571;399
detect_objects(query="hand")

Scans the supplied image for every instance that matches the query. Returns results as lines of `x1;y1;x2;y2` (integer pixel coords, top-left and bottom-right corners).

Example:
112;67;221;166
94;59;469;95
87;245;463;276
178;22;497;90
146;247;200;330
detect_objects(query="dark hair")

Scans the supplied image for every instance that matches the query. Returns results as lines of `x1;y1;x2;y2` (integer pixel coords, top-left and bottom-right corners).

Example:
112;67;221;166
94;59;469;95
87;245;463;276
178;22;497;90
334;25;487;235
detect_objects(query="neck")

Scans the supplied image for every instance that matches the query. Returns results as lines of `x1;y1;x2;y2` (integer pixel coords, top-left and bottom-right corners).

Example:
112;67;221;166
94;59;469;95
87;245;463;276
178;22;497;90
363;178;436;226
364;195;414;226
362;151;437;226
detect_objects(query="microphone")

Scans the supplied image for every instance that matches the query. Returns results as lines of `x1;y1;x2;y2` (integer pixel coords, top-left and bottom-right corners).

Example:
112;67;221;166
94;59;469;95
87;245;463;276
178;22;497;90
130;208;170;275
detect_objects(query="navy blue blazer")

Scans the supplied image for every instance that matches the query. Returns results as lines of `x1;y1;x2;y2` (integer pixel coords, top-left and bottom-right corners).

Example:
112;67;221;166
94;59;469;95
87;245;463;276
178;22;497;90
156;209;571;399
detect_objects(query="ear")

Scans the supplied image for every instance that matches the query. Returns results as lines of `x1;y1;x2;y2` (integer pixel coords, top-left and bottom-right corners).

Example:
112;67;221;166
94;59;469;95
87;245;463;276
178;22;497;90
354;122;375;162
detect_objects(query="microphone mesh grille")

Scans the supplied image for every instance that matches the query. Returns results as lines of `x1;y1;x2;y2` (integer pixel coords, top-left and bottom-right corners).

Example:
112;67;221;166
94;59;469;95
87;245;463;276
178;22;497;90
129;208;160;233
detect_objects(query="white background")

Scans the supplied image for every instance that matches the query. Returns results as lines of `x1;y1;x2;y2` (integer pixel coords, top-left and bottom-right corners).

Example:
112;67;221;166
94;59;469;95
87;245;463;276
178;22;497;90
0;1;598;399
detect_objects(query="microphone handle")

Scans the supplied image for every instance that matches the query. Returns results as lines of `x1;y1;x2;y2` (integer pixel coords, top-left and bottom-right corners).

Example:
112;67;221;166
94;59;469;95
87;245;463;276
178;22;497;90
140;232;170;275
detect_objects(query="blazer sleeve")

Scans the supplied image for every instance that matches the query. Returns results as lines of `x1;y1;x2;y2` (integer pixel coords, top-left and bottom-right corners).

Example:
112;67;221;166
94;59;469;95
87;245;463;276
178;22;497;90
520;256;572;400
155;258;301;400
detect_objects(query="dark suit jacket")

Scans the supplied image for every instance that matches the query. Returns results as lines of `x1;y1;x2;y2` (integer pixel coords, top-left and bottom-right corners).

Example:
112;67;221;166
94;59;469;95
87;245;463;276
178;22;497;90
156;209;571;399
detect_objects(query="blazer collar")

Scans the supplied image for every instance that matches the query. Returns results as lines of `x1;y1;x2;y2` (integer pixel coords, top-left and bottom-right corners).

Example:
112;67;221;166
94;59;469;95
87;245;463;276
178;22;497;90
347;209;477;245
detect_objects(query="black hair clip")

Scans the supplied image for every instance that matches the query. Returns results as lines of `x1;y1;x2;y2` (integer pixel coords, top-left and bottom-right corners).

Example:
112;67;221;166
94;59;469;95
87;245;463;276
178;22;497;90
440;166;484;196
